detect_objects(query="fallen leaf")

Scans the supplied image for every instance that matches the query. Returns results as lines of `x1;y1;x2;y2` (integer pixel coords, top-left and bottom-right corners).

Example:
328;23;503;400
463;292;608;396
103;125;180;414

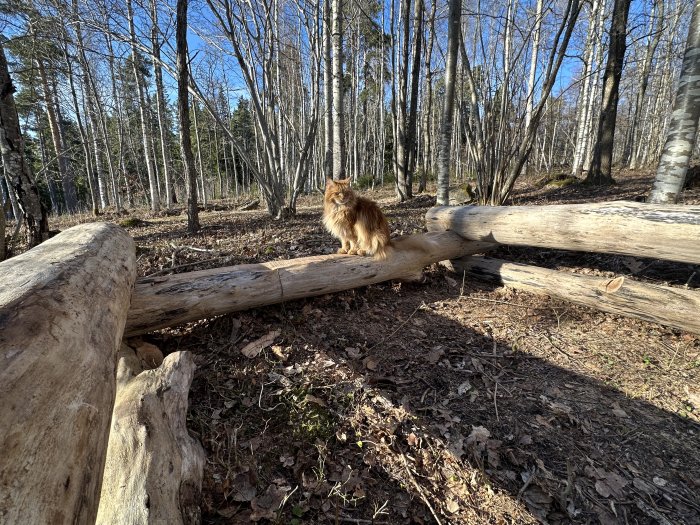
271;345;288;361
363;356;379;370
345;347;361;359
445;498;460;513
229;317;242;342
519;434;533;446
280;454;295;467
611;403;628;418
457;380;472;395
523;484;553;522
304;394;327;407
652;476;667;487
250;482;290;521
594;471;628;498
632;477;657;495
230;467;257;502
240;329;281;358
427;346;445;364
466;425;490;444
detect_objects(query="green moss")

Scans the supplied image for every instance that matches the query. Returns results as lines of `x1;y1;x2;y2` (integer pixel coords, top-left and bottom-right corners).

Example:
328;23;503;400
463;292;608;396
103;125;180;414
118;217;145;228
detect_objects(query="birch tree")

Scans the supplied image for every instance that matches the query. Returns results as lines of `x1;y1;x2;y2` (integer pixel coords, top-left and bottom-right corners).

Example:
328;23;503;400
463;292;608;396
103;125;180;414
126;0;160;212
332;0;346;180
436;0;460;206
649;0;700;203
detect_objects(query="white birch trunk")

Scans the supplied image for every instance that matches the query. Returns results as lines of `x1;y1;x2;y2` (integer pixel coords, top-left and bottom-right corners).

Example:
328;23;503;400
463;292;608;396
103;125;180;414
649;0;700;203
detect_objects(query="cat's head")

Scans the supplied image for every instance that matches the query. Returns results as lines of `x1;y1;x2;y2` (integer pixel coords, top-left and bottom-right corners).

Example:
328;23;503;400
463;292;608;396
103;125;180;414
325;178;355;206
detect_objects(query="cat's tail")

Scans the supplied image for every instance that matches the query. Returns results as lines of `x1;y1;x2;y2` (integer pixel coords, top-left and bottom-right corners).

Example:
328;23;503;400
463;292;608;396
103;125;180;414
389;234;433;255
372;236;391;261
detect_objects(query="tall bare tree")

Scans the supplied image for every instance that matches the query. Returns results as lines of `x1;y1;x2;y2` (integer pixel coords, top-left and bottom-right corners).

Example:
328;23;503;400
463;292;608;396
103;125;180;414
331;0;345;180
649;0;700;203
436;0;460;206
150;0;173;209
126;0;160;212
0;40;48;247
175;0;198;232
323;0;333;180
585;0;632;185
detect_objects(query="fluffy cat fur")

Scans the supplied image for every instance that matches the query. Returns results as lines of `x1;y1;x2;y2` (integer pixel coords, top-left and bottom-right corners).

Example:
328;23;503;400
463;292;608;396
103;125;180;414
323;178;392;260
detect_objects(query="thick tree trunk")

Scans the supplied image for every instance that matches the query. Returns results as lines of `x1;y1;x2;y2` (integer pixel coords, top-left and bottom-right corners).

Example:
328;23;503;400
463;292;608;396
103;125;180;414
585;0;632;185
649;0;700;204
126;232;494;335
436;0;460;205
0;42;48;248
176;0;199;233
96;348;205;525
0;222;136;523
447;256;700;335
426;201;700;264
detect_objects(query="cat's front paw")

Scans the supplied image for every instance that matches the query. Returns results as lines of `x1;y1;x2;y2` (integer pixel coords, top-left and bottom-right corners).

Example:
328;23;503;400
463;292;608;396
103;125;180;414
337;248;349;254
348;249;358;255
356;249;367;256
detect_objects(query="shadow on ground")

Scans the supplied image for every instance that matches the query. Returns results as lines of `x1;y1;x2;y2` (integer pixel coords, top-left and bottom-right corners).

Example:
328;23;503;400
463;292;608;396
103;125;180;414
155;268;700;524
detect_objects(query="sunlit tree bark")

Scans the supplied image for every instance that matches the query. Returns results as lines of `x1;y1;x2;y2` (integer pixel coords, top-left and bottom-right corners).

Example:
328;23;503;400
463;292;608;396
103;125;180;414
649;0;700;203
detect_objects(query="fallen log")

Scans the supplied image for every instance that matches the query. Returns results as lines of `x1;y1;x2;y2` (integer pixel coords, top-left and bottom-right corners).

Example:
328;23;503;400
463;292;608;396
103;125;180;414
126;232;495;336
0;223;136;523
426;201;700;264
447;256;700;334
97;346;205;525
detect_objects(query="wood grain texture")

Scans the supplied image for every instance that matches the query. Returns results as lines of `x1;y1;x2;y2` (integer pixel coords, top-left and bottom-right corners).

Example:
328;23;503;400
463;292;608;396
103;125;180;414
126;232;495;336
97;348;205;525
0;223;136;524
426;201;700;263
448;256;700;334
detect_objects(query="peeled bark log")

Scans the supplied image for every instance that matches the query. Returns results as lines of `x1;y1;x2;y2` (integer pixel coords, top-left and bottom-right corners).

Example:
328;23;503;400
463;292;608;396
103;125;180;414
426;201;700;264
126;232;495;336
448;256;700;334
0;223;136;524
97;348;205;525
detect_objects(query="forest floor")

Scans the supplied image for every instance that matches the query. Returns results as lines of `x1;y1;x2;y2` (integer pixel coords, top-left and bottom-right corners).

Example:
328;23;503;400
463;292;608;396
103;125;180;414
54;169;700;524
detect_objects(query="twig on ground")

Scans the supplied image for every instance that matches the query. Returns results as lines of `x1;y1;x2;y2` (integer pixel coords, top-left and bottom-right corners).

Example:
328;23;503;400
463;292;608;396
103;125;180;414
635;500;673;525
169;242;218;253
144;256;228;277
493;381;500;422
369;302;425;351
400;453;443;525
460;296;538;309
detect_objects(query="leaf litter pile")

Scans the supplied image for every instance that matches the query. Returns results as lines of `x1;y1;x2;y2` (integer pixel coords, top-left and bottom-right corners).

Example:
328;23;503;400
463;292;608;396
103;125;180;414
60;170;699;524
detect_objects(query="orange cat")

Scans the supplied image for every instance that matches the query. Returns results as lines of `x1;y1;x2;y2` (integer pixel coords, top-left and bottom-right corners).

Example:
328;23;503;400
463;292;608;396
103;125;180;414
323;178;391;260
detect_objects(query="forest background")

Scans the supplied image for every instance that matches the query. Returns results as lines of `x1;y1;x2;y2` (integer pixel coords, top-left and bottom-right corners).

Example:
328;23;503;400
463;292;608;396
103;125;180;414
0;0;694;234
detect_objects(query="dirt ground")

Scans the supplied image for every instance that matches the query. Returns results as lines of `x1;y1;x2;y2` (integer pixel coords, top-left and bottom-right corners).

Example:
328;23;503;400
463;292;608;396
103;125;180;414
56;170;699;524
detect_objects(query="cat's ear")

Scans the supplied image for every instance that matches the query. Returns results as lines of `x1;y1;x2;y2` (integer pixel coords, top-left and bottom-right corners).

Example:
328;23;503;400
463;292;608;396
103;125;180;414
338;178;351;184
326;177;335;187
